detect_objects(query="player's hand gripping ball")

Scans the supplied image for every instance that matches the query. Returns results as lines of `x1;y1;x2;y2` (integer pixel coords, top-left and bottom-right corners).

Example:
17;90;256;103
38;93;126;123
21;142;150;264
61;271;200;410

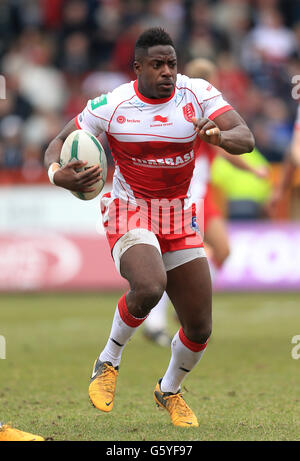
60;130;107;200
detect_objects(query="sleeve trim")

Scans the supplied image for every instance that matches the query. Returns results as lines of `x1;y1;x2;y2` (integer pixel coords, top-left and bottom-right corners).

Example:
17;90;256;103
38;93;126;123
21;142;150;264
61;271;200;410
208;105;233;120
75;115;82;129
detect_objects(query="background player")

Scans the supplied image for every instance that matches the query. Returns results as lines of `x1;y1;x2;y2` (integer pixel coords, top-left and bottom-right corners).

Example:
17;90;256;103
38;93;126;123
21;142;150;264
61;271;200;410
44;28;254;428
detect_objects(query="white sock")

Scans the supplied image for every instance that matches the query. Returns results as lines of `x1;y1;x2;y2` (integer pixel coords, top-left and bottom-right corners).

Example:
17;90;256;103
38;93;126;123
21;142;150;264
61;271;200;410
144;292;169;332
99;308;133;368
99;293;147;368
160;329;208;393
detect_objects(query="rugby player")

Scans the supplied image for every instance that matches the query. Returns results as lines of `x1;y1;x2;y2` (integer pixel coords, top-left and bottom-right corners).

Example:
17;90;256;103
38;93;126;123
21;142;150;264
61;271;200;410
44;28;254;428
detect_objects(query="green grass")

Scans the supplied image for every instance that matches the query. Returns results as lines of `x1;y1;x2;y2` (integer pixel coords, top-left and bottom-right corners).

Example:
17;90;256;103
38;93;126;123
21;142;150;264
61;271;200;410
0;292;299;441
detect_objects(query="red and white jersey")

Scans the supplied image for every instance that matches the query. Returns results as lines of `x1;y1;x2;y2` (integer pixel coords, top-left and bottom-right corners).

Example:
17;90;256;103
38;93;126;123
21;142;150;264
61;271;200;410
75;74;232;206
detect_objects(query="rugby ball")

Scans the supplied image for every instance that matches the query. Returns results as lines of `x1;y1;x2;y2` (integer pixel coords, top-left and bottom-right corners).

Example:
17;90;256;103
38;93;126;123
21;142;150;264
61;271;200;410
60;130;107;200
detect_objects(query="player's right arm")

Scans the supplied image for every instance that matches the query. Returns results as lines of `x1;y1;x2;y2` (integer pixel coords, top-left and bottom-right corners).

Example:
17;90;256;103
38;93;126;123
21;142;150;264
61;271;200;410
44;117;102;192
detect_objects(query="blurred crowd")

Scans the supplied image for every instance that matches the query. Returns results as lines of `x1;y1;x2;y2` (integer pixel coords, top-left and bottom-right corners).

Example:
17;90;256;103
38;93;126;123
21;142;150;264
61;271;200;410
0;0;300;176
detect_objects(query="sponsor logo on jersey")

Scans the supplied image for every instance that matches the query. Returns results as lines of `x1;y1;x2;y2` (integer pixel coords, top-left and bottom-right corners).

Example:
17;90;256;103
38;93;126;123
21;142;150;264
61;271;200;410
91;94;107;110
116;115;140;124
117;115;126;124
150;115;173;127
153;115;168;123
182;103;195;122
132;151;194;168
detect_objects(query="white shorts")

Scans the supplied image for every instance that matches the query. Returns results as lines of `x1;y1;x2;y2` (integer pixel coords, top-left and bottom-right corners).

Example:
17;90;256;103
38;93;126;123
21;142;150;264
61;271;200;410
112;228;206;273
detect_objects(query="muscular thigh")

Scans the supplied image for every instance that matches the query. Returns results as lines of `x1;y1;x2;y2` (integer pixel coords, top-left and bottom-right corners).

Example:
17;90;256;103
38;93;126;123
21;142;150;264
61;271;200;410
120;243;167;317
120;243;166;288
166;257;212;342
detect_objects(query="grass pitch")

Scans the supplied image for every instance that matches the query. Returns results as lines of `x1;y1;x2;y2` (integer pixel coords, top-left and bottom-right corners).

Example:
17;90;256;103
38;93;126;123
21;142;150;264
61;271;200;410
0;291;299;441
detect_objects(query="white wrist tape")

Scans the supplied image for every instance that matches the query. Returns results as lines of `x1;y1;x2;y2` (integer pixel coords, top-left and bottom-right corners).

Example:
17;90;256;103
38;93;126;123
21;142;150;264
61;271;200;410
48;162;61;185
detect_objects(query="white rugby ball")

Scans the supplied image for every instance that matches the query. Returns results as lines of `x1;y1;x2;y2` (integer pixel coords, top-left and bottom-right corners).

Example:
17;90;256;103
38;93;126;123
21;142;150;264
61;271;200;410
60;129;107;200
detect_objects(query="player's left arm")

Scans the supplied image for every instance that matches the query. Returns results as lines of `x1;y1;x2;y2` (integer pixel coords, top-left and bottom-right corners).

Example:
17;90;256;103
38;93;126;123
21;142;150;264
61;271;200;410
192;110;255;155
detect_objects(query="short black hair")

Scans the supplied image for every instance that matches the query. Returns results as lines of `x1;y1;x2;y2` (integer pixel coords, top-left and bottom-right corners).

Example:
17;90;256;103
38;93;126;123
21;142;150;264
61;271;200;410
135;27;175;60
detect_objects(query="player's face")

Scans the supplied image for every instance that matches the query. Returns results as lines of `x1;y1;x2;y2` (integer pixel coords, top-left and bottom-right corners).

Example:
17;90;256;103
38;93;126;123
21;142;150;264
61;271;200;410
134;45;177;99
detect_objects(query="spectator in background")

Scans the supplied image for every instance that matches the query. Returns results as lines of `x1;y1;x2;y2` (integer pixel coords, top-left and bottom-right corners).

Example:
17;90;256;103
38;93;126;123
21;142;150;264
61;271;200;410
260;97;294;162
3;29;68;113
63;74;88;120
111;22;143;80
250;97;294;163
0;79;32;123
0;115;23;169
58;32;92;77
267;102;300;217
241;7;297;89
141;0;185;45
292;22;300;59
210;0;252;59
91;0;125;67
41;0;64;30
21;110;64;180
59;0;93;40
215;51;250;115
185;0;230;63
0;0;299;183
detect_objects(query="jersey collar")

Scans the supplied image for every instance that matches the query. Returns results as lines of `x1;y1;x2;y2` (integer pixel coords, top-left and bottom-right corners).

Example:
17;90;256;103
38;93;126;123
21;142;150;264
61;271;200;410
133;80;175;104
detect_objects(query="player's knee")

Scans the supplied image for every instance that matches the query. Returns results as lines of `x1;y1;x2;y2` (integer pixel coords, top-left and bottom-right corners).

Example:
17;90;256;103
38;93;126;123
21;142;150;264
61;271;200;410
133;277;167;315
184;322;212;345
